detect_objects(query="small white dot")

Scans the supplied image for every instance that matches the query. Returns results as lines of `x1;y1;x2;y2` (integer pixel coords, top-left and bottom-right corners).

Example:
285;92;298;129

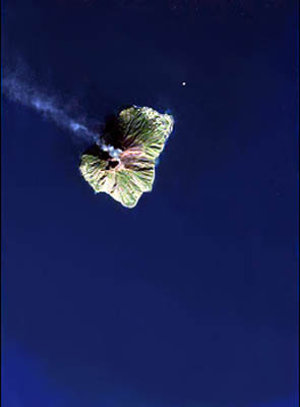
182;81;186;86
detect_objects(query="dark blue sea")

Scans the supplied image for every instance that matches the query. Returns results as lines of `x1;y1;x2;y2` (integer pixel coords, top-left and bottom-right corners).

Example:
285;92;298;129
2;1;298;406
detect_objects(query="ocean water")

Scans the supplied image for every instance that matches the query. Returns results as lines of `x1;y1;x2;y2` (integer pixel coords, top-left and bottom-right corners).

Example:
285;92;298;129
2;1;298;406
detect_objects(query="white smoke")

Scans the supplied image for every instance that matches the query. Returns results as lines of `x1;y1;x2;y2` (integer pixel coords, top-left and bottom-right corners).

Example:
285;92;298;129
101;143;123;159
2;73;99;143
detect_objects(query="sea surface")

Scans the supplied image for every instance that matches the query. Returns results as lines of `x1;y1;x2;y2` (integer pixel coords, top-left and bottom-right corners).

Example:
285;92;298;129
2;1;298;406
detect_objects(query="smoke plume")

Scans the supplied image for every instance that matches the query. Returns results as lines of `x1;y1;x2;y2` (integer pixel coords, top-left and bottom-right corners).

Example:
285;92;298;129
2;72;99;143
